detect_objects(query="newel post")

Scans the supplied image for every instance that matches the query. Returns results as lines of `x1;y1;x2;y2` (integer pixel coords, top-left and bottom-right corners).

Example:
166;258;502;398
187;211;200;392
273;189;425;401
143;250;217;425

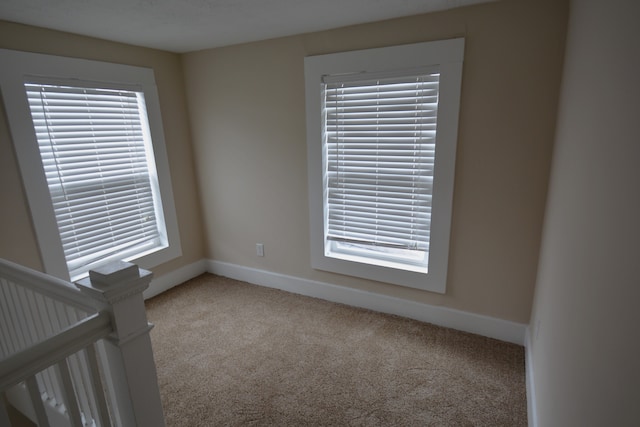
75;261;165;427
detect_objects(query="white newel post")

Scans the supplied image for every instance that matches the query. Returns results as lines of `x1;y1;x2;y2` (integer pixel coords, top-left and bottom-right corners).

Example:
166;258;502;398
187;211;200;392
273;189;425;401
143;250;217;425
75;261;166;427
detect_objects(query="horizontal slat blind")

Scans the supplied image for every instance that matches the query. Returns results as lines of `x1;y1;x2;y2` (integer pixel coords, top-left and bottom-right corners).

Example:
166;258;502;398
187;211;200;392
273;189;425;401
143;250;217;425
323;73;440;252
25;83;162;278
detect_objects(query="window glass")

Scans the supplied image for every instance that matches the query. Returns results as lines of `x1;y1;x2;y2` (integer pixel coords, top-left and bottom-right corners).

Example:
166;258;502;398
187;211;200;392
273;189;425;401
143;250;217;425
323;72;440;274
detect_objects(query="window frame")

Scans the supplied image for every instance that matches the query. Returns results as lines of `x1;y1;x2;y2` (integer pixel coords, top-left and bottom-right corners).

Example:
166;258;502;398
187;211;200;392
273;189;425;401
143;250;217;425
304;39;464;293
0;49;181;281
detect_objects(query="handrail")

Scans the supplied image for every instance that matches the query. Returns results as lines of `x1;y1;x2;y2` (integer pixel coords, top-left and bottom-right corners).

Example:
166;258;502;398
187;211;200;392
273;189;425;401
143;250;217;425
0;258;95;313
0;311;112;390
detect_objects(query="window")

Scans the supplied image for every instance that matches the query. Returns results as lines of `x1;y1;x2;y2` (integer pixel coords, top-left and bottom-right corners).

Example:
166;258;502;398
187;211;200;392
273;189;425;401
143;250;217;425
304;39;464;293
0;49;181;281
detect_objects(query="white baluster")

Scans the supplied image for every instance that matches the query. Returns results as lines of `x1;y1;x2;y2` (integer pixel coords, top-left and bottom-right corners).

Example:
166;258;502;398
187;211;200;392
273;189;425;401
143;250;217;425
68;352;94;424
26;376;50;427
85;344;111;427
57;360;83;427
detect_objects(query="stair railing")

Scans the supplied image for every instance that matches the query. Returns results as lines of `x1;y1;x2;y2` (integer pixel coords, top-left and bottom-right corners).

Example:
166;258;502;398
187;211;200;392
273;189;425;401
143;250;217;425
0;258;165;427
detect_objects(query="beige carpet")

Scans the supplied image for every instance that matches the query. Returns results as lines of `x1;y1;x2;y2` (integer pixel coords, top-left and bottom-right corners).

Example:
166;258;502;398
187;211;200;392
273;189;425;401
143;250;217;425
145;274;526;426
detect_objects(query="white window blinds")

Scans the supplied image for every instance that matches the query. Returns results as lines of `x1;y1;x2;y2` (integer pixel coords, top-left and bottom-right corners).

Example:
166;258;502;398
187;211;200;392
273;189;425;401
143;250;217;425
25;82;164;279
323;72;440;258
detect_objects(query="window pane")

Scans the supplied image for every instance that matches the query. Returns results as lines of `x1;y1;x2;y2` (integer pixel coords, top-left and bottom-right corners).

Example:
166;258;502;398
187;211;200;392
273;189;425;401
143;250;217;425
25;83;165;279
323;73;440;270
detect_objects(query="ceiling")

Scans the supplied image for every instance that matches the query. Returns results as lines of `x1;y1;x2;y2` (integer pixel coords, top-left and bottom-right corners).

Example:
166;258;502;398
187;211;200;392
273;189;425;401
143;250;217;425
0;0;490;53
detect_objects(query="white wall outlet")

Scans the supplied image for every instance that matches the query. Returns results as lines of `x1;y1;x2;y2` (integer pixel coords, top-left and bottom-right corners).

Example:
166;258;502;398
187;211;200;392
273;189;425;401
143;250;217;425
256;243;264;257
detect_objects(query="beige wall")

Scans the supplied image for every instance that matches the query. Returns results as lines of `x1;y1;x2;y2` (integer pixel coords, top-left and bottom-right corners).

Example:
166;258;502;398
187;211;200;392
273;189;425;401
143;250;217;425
0;21;206;278
183;0;568;323
529;0;640;424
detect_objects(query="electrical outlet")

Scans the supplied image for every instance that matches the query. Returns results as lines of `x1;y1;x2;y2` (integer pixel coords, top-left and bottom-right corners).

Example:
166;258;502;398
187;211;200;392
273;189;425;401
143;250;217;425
256;243;264;257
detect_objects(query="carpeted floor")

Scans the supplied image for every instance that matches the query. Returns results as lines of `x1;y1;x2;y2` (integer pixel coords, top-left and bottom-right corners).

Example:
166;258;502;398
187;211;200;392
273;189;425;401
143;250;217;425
145;274;527;426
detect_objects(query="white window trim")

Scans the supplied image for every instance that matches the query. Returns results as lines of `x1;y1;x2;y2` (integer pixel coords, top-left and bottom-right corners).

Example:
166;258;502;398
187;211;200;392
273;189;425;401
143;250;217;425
0;49;181;281
304;39;464;293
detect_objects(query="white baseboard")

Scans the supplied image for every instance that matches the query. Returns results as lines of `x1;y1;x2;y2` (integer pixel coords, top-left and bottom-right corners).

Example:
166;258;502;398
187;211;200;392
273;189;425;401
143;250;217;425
143;259;527;344
144;259;208;300
206;259;526;345
525;327;538;427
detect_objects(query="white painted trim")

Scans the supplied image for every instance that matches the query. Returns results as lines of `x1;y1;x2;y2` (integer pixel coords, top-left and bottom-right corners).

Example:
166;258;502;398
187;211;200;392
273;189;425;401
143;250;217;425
525;327;538;427
206;259;526;345
143;260;207;300
0;48;182;281
304;39;465;294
